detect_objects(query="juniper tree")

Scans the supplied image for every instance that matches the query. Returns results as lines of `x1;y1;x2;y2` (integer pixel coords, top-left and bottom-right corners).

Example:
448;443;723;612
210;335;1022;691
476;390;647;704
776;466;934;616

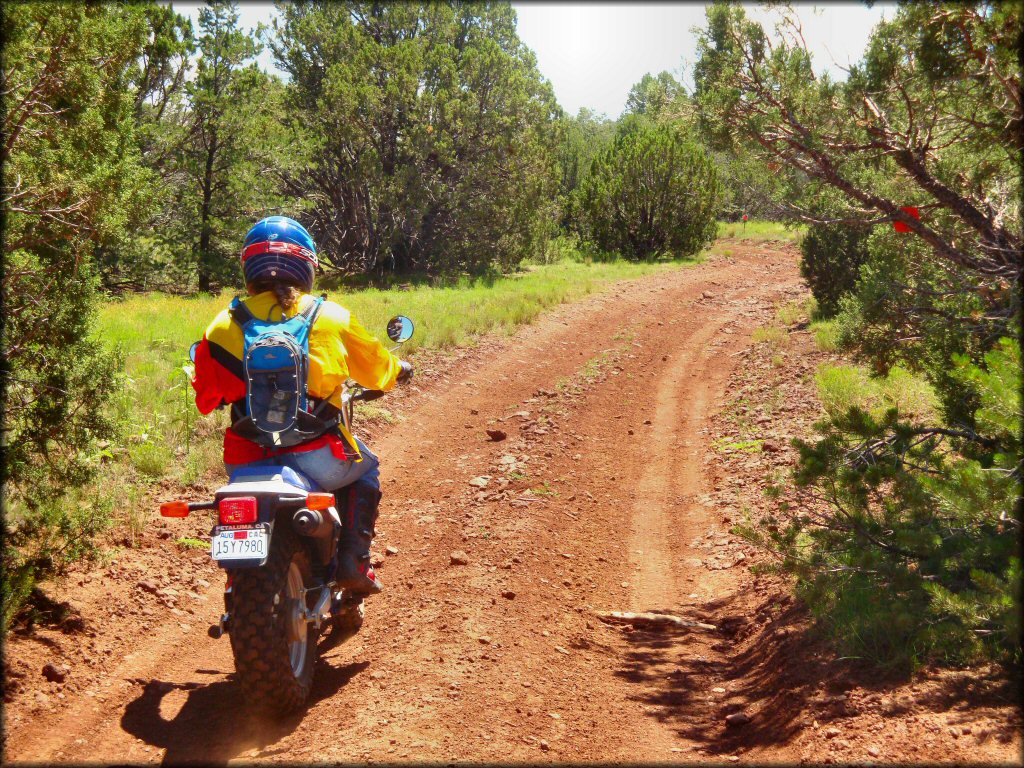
271;2;560;277
1;2;156;628
580;119;721;260
696;1;1022;668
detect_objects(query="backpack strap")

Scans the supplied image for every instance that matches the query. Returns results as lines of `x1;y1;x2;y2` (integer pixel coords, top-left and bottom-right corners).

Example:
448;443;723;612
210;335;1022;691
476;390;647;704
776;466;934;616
303;294;326;316
298;295;325;323
229;294;323;328
228;296;256;327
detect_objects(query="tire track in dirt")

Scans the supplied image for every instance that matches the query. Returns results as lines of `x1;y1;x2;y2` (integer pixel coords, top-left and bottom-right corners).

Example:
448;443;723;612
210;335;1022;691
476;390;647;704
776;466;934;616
5;245;803;765
627;316;726;613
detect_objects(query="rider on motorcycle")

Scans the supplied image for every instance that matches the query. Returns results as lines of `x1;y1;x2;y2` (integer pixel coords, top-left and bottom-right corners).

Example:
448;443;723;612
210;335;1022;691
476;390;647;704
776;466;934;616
190;216;412;599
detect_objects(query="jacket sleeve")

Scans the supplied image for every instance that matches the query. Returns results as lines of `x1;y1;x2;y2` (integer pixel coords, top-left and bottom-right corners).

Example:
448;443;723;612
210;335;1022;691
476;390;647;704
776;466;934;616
191;337;225;415
341;312;403;392
191;308;246;415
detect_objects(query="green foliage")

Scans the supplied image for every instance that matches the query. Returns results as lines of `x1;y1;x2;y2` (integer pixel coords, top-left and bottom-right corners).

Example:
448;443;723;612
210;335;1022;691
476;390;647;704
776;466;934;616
800;222;872;318
693;1;1020;340
580;121;722;260
751;340;1021;670
814;363;939;423
555;109;617;233
692;2;797;220
624;71;685;119
176;537;209;551
272;2;559;276
697;1;1022;671
712;149;790;221
96;4;195;292
183;1;291;291
835;227;1002;424
812;319;841;352
716;219;802;242
751;325;788;350
1;2;156;630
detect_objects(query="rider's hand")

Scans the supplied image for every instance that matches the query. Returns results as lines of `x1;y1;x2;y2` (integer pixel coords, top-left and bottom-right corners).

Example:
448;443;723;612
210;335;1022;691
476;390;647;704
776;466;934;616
397;360;413;382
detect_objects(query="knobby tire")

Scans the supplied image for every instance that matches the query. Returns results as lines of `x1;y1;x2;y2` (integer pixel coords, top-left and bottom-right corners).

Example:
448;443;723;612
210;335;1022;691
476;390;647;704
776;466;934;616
228;525;317;716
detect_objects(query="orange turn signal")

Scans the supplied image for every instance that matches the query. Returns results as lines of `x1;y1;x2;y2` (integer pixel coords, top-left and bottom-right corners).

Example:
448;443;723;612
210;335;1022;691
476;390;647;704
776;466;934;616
160;501;190;518
306;492;335;511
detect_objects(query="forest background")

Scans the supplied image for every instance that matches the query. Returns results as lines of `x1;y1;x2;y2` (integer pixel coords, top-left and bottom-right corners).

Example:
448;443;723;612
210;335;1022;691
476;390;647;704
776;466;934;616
2;1;1020;676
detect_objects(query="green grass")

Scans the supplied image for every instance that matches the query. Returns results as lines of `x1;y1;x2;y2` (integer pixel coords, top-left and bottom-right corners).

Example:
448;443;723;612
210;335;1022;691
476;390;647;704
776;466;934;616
530;481;559;497
175;537;209;551
815;363;939;422
752;325;789;350
100;259;679;359
811;319;841;352
714;437;764;453
716;219;805;242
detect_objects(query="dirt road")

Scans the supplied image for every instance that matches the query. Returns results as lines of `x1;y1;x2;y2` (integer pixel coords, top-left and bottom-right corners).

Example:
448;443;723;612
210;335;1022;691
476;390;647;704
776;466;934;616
5;243;1019;765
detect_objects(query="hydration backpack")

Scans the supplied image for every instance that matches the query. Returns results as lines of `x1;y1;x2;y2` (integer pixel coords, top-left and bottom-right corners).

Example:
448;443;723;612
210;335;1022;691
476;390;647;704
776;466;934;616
228;295;338;448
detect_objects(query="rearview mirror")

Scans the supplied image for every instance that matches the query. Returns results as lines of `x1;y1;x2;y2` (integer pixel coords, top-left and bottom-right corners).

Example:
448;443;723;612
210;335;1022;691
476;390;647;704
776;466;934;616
386;315;414;343
189;341;200;362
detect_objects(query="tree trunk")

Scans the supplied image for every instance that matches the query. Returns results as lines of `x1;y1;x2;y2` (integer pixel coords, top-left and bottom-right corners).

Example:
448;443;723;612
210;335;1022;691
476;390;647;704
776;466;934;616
198;136;216;293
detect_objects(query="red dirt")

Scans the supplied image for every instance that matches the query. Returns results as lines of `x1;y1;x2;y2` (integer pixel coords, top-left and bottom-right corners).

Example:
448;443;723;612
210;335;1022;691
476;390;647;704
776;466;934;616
3;243;1020;765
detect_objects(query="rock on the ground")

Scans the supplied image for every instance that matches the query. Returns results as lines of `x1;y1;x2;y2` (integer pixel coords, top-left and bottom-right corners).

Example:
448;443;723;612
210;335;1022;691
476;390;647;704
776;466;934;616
42;663;67;683
450;550;470;565
469;476;490;488
725;712;751;727
485;429;507;442
385;545;399;556
501;590;516;599
138;580;159;594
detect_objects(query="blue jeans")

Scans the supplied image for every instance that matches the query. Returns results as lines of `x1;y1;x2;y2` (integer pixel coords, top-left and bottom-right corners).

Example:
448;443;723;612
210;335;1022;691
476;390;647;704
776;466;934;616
225;437;380;493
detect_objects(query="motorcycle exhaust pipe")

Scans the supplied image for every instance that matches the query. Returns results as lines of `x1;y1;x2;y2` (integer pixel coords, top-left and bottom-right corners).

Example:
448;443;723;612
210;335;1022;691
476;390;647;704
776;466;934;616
292;508;335;538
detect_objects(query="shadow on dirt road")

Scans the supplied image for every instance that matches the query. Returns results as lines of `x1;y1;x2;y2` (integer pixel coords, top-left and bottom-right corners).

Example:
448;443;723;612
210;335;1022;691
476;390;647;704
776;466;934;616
610;591;1022;758
611;593;860;755
120;660;369;765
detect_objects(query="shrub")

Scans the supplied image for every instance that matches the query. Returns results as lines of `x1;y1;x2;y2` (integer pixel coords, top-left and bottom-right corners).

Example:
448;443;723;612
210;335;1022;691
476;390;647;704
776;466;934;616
2;4;153;630
741;339;1021;671
799;222;872;318
580;119;722;260
834;228;999;426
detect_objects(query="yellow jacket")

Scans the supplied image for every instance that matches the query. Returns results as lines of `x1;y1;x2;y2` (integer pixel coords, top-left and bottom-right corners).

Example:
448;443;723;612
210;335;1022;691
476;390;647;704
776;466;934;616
193;291;402;463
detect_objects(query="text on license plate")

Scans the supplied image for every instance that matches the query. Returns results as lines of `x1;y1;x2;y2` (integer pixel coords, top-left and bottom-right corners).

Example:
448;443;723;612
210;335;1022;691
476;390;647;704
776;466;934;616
212;527;268;560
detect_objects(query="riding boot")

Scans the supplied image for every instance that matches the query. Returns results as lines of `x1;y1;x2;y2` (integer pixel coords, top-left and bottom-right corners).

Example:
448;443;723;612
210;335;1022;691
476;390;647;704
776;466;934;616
334;478;383;596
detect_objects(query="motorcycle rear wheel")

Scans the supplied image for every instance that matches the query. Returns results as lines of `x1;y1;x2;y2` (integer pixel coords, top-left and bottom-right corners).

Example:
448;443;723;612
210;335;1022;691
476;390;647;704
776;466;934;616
229;526;318;715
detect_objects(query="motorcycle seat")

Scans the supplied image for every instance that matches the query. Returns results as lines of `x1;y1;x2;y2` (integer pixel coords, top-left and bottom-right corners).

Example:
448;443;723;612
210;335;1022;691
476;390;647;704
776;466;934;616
227;465;319;491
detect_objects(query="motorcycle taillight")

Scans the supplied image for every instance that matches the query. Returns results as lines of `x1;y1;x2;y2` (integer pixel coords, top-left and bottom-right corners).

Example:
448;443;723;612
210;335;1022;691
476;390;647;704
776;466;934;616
218;496;258;525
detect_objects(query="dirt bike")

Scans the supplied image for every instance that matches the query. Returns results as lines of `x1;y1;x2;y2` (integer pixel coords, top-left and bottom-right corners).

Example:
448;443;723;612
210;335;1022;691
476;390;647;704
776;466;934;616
158;315;414;716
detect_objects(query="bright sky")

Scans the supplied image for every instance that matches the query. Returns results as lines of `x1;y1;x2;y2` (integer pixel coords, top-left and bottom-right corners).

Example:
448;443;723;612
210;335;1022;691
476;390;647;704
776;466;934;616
514;2;894;118
167;1;894;118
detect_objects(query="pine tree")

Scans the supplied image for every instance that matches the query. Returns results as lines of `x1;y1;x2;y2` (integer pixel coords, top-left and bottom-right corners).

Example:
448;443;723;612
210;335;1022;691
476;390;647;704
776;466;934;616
184;1;285;292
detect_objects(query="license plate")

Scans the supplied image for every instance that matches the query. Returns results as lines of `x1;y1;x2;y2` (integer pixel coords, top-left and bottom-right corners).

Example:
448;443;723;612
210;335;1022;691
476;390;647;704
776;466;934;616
211;525;269;561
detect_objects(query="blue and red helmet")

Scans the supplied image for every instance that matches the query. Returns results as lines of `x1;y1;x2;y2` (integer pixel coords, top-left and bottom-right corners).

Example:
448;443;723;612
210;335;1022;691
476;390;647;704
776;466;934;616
240;216;318;292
